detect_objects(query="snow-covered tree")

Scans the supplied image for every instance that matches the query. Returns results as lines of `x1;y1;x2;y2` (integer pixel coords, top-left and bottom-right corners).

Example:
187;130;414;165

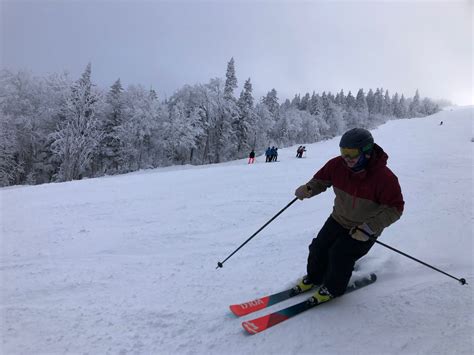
383;90;392;116
409;89;421;117
399;94;408;118
300;93;310;111
235;78;256;153
366;89;375;114
309;93;322;116
0;113;23;186
50;64;103;181
224;57;237;101
392;93;402;117
263;89;279;118
163;100;202;164
99;78;125;173
335;89;346;106
291;94;301;109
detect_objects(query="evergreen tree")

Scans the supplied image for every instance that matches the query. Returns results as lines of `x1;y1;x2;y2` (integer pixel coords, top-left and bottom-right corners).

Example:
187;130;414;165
399;94;408;118
164;101;202;164
101;78;124;173
262;89;279;118
383;90;392;116
325;102;345;136
421;97;439;116
50;63;103;181
0;114;23;185
345;91;356;110
366;89;375;114
300;93;310;111
354;89;369;126
235;78;255;154
374;88;384;115
309;93;322;116
409;89;421;117
335;89;345;106
290;94;301;109
392;93;402;117
224;57;237;101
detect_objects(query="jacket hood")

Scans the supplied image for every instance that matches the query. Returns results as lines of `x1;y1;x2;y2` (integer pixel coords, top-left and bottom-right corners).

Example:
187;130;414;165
367;143;388;171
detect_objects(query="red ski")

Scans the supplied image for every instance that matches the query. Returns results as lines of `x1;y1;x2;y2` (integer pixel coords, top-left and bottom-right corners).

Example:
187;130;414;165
229;286;313;317
242;273;377;334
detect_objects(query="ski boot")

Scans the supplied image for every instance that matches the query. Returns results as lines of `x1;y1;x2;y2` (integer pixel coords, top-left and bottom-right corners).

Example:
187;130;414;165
309;285;334;305
292;275;314;295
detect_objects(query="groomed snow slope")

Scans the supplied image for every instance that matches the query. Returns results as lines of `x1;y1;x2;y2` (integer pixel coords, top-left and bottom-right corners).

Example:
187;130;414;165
1;107;473;354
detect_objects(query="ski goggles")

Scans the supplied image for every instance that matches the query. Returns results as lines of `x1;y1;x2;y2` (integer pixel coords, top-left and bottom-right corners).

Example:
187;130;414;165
340;147;361;159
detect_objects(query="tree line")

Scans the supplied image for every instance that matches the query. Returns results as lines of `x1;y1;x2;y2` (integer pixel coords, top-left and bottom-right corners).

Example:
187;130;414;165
0;58;440;186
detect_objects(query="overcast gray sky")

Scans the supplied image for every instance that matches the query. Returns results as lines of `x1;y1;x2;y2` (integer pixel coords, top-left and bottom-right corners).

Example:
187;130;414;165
1;0;472;104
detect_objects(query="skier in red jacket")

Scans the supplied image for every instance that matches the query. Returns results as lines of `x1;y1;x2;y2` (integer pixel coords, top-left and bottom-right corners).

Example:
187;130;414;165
294;128;404;304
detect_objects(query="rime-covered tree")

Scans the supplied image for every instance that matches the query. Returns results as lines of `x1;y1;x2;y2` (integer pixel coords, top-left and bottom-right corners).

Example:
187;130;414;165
399;94;408;118
366;89;375;114
263;89;279;118
345;91;356;110
224;57;237;101
325;102;345;136
290;94;301;109
50;63;103;181
353;89;369;127
100;78;125;173
300;93;310;111
392;93;402;117
335;90;345;106
373;88;384;115
409;89;421;117
309;93;322;116
383;90;392;116
421;97;439;116
235;78;255;153
0;113;22;185
163;100;202;164
119;85;163;170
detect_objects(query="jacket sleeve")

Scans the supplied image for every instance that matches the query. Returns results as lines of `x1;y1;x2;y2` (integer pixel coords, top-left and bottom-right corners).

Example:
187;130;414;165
305;159;334;197
365;172;404;235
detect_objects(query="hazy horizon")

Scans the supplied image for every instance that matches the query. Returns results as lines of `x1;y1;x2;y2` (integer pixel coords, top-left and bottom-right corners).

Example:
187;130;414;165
1;0;472;104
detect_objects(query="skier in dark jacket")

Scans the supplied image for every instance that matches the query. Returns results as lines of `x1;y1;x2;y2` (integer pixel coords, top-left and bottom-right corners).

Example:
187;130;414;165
293;128;404;304
269;146;276;162
297;146;306;158
272;147;278;162
248;150;255;164
265;147;272;162
296;146;303;157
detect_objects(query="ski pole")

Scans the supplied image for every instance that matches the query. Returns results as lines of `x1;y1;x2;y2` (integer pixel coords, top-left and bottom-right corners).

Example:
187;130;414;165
216;197;298;269
356;227;467;285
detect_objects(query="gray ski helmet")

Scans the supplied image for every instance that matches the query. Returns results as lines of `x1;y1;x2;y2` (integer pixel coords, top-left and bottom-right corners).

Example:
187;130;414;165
339;128;374;153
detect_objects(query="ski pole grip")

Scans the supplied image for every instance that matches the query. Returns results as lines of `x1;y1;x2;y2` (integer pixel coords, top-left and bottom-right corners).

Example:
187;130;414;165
355;227;376;240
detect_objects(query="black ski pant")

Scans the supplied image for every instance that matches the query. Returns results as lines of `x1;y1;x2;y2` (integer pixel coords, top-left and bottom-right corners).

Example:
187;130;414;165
307;216;376;297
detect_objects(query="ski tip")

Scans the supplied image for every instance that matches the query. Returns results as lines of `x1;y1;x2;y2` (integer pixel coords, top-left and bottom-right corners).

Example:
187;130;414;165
229;305;246;317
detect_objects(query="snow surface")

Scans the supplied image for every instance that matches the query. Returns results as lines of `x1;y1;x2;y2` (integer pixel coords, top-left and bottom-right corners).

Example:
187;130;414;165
1;107;473;354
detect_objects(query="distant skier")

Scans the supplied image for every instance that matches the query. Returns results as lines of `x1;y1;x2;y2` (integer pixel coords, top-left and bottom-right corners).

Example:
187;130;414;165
272;147;278;162
297;146;306;158
265;147;272;162
294;128;404;304
439;121;443;125
269;146;276;162
248;150;255;164
296;146;303;158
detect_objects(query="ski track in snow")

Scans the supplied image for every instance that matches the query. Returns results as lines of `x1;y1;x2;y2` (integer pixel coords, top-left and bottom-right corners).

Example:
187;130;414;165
1;107;473;354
